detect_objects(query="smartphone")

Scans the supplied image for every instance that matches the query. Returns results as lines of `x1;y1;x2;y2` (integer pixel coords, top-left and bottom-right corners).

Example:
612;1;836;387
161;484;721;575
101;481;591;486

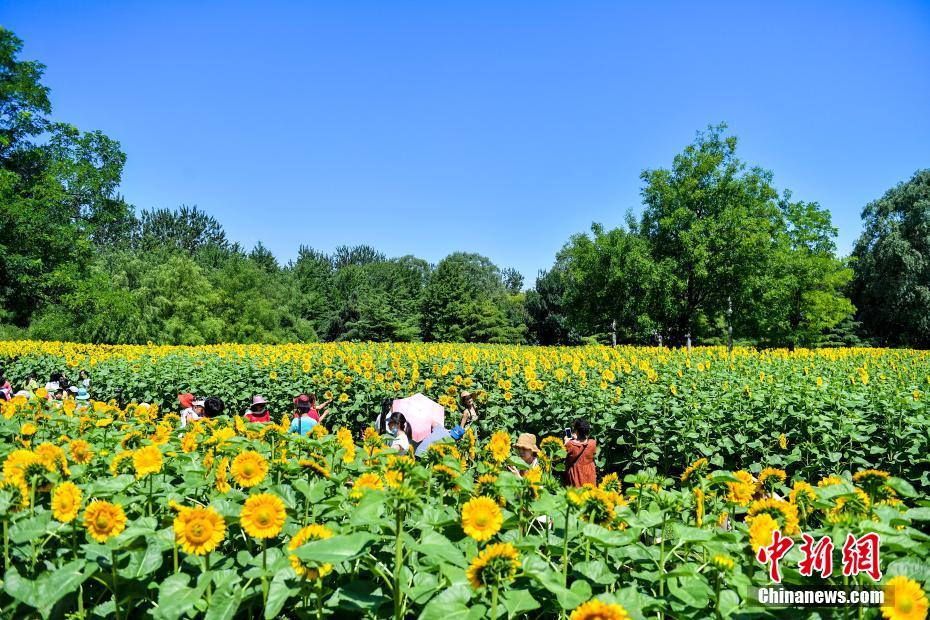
564;428;572;438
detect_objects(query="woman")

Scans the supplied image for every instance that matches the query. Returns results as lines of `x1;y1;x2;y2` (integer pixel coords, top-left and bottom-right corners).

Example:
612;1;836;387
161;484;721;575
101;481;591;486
385;412;412;453
203;396;225;418
375;397;393;434
563;418;597;487
179;393;197;428
289;398;319;436
294;393;333;423
79;369;91;389
460;391;479;427
245;395;272;423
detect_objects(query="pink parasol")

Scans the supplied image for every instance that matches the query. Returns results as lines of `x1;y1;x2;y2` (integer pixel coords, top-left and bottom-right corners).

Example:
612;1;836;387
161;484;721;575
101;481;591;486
391;393;445;443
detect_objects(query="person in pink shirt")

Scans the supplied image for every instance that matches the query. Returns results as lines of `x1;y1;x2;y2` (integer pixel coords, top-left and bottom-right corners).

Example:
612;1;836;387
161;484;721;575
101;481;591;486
245;395;272;423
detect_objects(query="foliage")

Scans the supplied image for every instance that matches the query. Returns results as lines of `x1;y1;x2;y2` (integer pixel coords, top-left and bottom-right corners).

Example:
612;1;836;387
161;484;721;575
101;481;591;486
851;169;930;348
0;392;928;619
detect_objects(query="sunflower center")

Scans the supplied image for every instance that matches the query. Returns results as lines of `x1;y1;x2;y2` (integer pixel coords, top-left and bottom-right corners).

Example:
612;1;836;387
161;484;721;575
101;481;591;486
899;595;913;613
96;515;111;530
257;509;270;525
474;515;488;527
188;520;209;542
243;464;254;476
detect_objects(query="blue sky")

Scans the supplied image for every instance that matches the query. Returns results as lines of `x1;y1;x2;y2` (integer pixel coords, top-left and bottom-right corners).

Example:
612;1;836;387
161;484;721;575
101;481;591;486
4;1;930;282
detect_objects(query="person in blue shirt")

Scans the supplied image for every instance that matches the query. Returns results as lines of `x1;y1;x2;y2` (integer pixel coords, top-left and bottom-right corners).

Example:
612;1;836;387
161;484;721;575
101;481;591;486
414;415;468;457
289;397;320;436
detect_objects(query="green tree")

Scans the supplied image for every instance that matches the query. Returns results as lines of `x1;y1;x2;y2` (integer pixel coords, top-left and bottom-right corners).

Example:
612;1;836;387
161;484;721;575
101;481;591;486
850;169;930;347
750;196;854;348
135;205;228;253
639;123;781;344
524;269;576;345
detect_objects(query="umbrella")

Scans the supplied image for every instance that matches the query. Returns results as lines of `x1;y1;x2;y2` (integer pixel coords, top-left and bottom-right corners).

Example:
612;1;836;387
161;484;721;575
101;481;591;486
391;393;445;443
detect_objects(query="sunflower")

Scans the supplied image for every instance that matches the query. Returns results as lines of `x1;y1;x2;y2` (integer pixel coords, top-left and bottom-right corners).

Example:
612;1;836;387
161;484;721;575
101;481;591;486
350;472;384;500
881;575;928;620
288;524;334;580
84;500;128;543
827;489;871;525
747;498;800;535
487;431;511;464
51;482;82;523
0;478;30;512
133;445;163;479
570;599;631;620
19;422;37;436
854;469;892;496
575;487;620;529
336;427;356;464
215;457;231;493
180;432;199;454
789;481;817;505
298;457;330;479
109;451;134;477
230;451;269;488
174;506;225;555
746;513;779;553
35;442;68;474
726;471;757;507
681;457;708;483
240;493;286;539
95;418;113;428
778;433;788;450
694;487;705;527
599;472;622;494
466;542;520;590
711;554;735;572
817;474;845;488
69;439;93;465
433;464;460;485
461;496;503;542
758;467;787;491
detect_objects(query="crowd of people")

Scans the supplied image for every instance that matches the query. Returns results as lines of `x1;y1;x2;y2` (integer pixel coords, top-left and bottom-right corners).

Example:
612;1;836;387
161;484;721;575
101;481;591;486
3;371;600;488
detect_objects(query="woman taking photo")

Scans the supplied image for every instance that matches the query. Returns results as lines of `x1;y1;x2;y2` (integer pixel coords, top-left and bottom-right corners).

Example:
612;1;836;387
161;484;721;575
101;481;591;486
563;418;597;487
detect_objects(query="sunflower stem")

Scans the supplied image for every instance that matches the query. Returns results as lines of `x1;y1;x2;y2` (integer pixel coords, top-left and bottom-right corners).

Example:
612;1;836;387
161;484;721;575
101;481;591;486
393;503;404;620
491;584;500;620
111;549;122;620
261;541;268;607
316;579;324;620
561;501;571;587
204;553;212;605
3;519;8;573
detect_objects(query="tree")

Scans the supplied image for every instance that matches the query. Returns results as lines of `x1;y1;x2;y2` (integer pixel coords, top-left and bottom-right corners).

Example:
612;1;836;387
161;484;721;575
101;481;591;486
0;28;50;162
421;253;521;342
136;205;228;253
525;269;577;345
501;268;524;295
749;196;854;348
557;223;670;344
639;123;781;344
850;170;930;347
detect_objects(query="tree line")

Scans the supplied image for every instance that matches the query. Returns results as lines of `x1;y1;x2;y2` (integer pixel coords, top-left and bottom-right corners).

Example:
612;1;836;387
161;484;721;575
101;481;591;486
2;27;929;348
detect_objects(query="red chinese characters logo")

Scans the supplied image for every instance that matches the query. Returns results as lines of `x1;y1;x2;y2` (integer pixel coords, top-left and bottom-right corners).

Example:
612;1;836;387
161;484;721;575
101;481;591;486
755;530;881;583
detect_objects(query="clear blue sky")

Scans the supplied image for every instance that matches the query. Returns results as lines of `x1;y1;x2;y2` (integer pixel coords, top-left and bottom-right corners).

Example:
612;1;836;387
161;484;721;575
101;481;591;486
5;1;930;282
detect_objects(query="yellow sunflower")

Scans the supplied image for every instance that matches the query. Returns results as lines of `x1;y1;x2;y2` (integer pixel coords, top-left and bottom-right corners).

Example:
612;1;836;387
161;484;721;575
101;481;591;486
132;445;163;479
84;500;128;543
230;451;269;488
69;439;93;465
288;524;334;580
882;575;928;620
487;431;511;464
746;513;779;553
461;496;503;542
466;542;520;590
240;493;286;539
570;599;631;620
711;554;735;572
681;457;708;482
51;482;82;523
350;473;383;500
726;470;757;507
215;457;231;493
747;498;800;535
174;506;225;555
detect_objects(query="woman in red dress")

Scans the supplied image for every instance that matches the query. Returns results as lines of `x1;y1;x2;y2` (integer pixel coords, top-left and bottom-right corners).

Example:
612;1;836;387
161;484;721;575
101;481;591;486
563;418;597;487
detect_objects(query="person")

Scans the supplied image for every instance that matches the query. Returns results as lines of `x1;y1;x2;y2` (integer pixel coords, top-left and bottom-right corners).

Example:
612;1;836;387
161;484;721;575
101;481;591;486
182;399;204;427
460;391;479;427
245;395;272;423
508;433;540;475
289;398;319;436
386;412;412;453
293;394;333;424
178;393;196;428
45;372;62;395
24;375;39;393
414;413;469;457
375;397;393;434
78;369;91;389
0;377;11;401
75;387;91;412
203;396;225;418
563;419;597;487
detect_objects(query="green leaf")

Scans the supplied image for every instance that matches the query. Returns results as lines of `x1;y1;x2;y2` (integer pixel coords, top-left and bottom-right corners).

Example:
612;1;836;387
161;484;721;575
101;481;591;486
501;588;540;618
264;568;300;619
4;560;89;619
205;585;242;620
292;533;374;564
154;573;207;620
419;583;473;620
887;477;917;498
415;529;467;568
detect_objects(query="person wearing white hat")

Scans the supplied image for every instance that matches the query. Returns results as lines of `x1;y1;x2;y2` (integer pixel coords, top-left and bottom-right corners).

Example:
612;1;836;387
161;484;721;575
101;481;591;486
181;399;204;428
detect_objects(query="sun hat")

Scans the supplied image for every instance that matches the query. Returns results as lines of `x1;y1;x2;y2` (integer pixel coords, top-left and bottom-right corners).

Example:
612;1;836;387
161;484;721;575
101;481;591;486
514;433;540;454
14;390;32;399
251;395;268;406
178;393;194;409
192;399;205;407
68;385;79;393
76;388;90;400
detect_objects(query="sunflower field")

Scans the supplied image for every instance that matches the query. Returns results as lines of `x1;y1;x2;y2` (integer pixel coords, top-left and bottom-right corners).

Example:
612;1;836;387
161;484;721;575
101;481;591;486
2;341;930;488
1;390;929;620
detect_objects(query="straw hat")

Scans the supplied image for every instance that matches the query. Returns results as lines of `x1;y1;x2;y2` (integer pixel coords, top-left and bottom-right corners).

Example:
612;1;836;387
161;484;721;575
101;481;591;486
514;433;539;453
